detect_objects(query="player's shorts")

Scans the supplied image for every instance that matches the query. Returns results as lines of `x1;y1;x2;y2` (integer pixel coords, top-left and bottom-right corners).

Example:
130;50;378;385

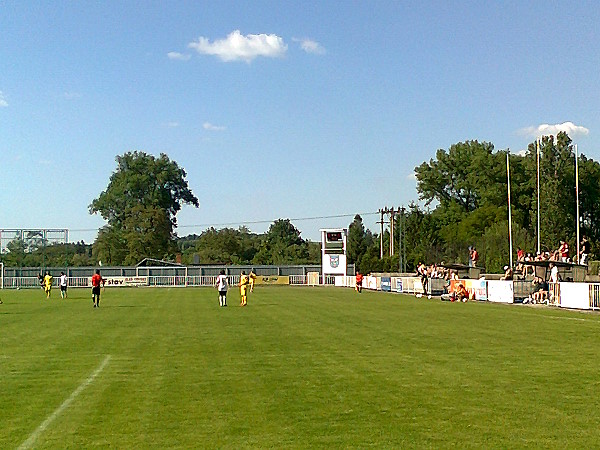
44;285;52;293
240;286;248;295
356;281;362;286
60;285;67;292
218;289;227;295
92;286;101;296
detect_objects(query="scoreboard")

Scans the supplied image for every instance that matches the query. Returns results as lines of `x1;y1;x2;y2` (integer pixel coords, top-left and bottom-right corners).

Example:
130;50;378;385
321;228;347;277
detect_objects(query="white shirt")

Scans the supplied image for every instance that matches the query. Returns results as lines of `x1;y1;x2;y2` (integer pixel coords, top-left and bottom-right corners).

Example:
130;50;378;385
216;274;228;291
550;266;559;283
60;274;68;287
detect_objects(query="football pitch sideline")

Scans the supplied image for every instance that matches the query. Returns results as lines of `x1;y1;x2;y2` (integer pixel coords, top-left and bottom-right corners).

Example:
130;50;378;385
2;286;600;448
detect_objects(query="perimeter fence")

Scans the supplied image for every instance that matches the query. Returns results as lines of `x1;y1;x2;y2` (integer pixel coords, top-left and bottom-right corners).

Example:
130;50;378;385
0;264;354;289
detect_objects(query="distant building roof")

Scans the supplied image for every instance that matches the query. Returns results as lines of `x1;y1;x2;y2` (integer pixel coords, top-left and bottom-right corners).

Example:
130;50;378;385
136;258;184;267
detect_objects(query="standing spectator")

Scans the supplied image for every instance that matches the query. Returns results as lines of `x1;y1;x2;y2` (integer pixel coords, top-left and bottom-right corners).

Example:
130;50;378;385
215;269;228;307
580;236;591;265
558;240;570;262
417;262;428;295
59;271;68;299
470;247;479;267
549;263;560;283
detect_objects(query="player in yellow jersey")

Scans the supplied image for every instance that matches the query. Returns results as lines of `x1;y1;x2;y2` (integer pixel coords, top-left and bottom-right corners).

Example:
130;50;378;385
248;268;257;293
239;271;249;306
43;271;53;299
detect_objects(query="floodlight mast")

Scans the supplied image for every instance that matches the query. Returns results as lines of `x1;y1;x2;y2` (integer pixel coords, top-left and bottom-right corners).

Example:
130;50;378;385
575;144;580;263
537;139;541;255
507;152;513;269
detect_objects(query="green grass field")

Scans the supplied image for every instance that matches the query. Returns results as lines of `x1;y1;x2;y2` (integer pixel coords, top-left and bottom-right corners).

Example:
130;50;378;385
2;286;600;448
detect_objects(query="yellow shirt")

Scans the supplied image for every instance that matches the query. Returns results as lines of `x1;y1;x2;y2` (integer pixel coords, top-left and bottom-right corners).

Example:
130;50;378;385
249;272;257;284
240;274;249;286
44;275;53;288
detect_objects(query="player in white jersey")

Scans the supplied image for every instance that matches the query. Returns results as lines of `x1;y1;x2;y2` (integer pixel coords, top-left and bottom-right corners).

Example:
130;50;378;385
215;269;228;307
59;272;68;298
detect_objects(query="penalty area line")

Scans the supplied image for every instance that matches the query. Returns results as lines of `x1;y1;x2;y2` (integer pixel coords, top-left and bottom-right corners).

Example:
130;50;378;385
18;355;112;450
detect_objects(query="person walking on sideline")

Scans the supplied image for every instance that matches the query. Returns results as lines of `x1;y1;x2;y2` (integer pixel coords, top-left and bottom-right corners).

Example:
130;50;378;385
59;271;68;298
215;269;228;307
91;269;105;308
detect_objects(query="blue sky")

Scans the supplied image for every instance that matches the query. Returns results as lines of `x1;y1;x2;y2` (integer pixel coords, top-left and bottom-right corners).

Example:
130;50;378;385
1;1;598;243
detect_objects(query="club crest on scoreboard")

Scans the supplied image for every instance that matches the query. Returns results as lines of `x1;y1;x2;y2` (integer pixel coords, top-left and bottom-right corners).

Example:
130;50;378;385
330;255;340;268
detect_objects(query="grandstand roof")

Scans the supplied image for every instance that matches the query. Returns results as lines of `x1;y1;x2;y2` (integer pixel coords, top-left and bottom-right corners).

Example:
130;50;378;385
136;258;184;267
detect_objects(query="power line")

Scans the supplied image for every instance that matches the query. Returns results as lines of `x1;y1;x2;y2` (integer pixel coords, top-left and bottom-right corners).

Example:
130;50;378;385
66;211;380;233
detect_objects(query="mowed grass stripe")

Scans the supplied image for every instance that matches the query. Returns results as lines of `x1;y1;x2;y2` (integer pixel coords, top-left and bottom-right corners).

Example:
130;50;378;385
2;287;600;448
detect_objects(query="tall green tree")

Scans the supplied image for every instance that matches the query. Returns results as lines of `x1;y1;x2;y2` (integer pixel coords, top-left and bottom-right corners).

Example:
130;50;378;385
348;215;367;266
90;151;199;264
254;219;310;264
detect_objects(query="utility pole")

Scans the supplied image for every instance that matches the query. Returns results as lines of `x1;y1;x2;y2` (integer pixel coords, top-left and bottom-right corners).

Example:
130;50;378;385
378;208;385;259
389;207;393;257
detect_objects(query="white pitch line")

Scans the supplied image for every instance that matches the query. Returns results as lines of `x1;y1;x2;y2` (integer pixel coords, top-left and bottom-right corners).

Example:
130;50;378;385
18;355;111;450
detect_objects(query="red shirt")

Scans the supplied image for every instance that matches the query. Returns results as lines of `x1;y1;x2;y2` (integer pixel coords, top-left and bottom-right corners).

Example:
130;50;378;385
356;274;363;283
91;273;104;287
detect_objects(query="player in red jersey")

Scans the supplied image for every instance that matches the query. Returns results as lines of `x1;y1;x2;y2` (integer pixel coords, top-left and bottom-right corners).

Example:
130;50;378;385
91;269;106;308
355;272;364;293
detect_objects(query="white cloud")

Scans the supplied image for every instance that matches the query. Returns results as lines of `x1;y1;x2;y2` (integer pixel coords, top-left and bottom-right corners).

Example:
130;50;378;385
0;91;8;107
203;122;226;131
164;121;180;128
520;121;589;139
294;38;326;55
167;51;191;61
64;91;82;100
188;30;287;62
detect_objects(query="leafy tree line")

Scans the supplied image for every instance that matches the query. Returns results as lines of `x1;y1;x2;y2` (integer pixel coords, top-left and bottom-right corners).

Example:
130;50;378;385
348;133;600;274
0;241;94;268
3;137;598;274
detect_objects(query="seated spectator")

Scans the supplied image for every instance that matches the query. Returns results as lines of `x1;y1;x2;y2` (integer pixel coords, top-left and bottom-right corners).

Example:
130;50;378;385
522;253;534;277
442;282;469;302
501;266;513;280
455;282;469;302
525;276;549;304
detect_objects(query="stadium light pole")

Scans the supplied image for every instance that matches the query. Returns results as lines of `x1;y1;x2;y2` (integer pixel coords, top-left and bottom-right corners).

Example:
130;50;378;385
507;152;513;269
536;138;541;255
402;207;406;272
575;143;580;263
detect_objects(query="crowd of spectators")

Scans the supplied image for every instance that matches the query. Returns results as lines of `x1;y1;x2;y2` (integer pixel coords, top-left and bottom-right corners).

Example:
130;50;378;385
514;237;591;280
